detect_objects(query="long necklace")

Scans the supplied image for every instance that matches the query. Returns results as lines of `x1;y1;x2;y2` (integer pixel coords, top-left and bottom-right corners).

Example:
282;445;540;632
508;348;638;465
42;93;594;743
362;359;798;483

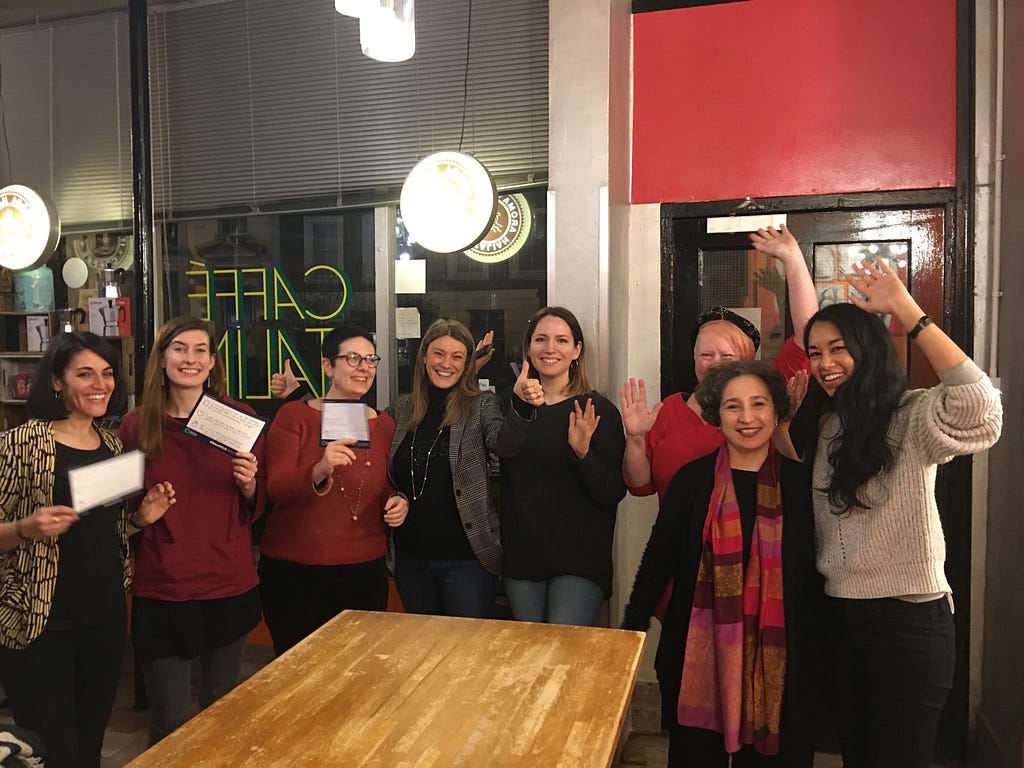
338;450;373;521
409;427;445;501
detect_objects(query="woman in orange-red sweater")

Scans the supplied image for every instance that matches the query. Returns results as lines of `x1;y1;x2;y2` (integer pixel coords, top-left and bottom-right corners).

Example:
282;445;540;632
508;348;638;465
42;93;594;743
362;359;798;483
262;324;408;655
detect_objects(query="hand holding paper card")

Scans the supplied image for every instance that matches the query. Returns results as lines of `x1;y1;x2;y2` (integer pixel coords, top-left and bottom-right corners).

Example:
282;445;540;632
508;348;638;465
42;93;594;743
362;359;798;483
184;393;267;455
320;400;371;448
68;450;146;513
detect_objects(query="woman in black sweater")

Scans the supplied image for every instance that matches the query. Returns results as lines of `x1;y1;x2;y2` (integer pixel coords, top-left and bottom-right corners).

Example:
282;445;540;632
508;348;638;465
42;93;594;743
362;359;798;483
500;307;626;626
622;361;821;767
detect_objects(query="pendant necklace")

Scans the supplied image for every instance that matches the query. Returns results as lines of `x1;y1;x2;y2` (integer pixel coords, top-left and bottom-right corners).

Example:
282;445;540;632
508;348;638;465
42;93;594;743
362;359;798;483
410;427;445;501
338;450;373;521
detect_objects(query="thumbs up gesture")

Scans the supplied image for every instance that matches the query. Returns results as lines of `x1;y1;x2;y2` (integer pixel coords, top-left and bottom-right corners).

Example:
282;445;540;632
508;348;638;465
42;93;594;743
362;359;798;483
271;359;300;399
512;360;545;406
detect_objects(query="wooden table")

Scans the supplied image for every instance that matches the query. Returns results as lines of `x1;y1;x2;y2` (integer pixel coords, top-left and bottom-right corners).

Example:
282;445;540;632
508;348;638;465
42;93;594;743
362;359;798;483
127;610;646;767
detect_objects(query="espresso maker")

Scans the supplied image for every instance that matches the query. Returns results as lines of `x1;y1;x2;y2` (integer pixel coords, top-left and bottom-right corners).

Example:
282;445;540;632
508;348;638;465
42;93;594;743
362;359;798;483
56;307;87;334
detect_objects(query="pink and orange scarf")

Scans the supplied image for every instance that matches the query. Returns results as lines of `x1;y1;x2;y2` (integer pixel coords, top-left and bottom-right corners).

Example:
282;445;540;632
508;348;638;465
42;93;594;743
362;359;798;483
677;445;786;754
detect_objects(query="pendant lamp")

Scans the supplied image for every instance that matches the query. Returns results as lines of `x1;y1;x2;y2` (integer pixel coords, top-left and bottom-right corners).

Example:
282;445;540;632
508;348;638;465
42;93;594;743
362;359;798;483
0;184;61;271
359;0;415;63
335;0;375;17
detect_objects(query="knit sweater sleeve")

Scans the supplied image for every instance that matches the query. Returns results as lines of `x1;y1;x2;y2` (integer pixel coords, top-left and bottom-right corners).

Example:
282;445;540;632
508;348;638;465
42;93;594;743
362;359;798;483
907;359;1003;466
265;401;321;505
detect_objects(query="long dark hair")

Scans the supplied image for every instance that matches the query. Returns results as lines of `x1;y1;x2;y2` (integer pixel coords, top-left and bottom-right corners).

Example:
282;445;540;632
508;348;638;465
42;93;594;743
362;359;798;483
796;303;907;513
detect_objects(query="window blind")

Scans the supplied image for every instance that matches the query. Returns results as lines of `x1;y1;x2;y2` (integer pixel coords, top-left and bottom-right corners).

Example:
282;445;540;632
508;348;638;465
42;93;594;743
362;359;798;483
0;15;133;231
148;0;549;219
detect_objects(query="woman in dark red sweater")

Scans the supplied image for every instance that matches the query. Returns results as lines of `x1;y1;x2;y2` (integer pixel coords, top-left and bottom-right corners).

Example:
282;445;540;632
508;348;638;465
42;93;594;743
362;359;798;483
261;324;407;655
120;316;265;745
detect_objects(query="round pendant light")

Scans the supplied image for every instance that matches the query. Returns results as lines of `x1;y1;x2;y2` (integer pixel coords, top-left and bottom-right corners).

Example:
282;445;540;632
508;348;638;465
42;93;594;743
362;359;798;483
0;184;61;271
399;152;497;254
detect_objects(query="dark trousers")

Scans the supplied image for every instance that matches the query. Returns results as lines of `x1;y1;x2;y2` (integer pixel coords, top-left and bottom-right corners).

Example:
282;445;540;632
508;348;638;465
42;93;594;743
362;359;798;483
393;550;496;618
825;595;955;768
0;602;126;768
258;555;389;656
667;724;813;768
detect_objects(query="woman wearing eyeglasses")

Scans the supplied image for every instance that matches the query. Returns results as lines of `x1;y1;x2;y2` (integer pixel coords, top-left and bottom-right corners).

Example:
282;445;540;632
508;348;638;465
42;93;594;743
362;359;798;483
261;325;409;655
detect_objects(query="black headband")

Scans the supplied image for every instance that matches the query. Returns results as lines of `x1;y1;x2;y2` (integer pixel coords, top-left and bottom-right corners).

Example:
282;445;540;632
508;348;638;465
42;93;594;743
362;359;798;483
695;306;761;353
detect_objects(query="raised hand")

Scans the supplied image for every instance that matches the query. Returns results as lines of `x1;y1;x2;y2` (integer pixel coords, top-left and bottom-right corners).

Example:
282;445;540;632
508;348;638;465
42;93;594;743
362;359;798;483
619;377;662;439
133;481;177;528
475;330;496;368
271;359;299;399
748;223;802;264
383;493;409;527
785;370;808;418
845;258;914;317
512;360;545;407
568;397;601;459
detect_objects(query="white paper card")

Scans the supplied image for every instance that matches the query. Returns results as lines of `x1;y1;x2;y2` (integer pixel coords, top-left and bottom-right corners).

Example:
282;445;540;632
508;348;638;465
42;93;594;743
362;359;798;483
395;307;421;339
706;214;788;234
68;449;145;513
320;400;371;448
183;393;267;455
395;259;426;294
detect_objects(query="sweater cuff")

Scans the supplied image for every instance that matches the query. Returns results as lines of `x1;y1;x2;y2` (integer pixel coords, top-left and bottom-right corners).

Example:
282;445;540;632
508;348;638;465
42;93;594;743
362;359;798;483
509;393;536;420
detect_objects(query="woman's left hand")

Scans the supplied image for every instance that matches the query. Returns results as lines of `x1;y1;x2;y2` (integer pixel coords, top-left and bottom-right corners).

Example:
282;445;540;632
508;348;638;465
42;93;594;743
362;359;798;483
134;482;177;527
567;398;601;459
232;451;259;500
846;258;914;316
383;493;408;528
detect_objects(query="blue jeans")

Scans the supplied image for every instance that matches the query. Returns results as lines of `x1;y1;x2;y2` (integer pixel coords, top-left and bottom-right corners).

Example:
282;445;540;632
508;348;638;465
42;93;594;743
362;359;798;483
503;575;604;626
393;551;496;618
825;595;955;768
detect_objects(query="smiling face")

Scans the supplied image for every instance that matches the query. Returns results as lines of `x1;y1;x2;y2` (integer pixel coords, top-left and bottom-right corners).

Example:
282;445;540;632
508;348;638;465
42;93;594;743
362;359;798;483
693;324;746;383
527;315;581;383
424;334;468;389
718;374;776;459
53;349;115;420
323;335;377;399
162;329;216;391
806;320;856;397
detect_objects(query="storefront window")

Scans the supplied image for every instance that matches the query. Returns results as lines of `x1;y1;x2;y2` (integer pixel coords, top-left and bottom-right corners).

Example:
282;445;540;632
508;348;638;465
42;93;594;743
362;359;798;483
394;186;547;396
159;210;375;418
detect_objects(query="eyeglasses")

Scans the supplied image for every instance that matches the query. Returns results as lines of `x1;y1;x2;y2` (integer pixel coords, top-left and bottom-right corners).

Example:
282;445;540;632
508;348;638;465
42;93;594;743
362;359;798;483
331;352;382;368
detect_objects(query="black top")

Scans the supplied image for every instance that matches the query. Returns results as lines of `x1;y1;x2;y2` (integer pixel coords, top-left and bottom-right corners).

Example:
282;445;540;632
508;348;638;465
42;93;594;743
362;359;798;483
622;449;823;755
49;442;125;629
392;386;474;561
499;391;626;597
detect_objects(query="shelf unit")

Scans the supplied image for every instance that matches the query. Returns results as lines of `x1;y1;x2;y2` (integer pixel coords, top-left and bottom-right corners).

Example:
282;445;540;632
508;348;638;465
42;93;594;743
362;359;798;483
0;311;51;430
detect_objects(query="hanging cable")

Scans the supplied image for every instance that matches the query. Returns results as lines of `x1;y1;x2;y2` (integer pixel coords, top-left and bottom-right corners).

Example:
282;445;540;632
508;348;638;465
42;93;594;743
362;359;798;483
457;0;472;153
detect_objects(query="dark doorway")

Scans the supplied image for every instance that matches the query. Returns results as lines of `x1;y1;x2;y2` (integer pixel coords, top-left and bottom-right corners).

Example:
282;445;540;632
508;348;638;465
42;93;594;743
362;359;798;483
660;189;971;760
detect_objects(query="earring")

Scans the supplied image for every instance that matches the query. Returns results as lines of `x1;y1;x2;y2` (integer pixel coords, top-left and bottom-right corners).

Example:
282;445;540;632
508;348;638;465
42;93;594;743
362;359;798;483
53;390;62;400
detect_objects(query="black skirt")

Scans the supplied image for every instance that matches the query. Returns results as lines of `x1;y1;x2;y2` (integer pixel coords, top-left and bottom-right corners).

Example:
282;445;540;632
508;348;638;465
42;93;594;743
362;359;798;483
131;587;261;660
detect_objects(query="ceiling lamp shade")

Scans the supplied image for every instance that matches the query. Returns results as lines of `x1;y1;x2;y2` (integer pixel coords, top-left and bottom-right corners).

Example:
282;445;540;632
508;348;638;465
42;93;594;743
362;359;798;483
359;0;415;63
400;152;497;255
335;0;376;16
0;184;61;271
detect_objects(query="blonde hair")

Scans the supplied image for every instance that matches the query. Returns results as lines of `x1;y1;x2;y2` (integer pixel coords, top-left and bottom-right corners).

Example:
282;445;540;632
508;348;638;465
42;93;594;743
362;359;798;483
137;317;226;460
408;318;481;430
694;320;756;362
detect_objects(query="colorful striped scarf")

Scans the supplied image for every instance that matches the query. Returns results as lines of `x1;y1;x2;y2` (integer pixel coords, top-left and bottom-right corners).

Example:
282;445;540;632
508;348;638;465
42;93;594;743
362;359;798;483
677;445;786;754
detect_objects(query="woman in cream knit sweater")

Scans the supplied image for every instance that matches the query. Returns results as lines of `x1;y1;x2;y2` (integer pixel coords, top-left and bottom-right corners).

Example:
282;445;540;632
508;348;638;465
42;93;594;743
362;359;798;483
790;259;1002;768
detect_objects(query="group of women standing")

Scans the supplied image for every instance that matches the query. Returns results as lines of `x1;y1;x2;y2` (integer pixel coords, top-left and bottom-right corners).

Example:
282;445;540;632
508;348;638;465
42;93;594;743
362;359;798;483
0;222;1004;768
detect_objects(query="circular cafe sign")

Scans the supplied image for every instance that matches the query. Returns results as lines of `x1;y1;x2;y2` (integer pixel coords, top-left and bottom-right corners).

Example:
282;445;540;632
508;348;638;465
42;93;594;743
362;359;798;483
465;193;532;264
0;185;61;271
400;152;497;254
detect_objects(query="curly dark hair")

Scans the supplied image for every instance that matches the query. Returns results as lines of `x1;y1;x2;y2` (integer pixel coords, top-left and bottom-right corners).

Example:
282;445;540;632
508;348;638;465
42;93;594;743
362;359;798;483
801;302;908;513
695;360;790;427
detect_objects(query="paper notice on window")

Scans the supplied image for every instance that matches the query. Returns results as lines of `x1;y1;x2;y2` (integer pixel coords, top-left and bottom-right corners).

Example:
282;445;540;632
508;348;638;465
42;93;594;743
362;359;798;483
395;307;421;339
320;400;371;448
183;393;267;455
68;449;145;513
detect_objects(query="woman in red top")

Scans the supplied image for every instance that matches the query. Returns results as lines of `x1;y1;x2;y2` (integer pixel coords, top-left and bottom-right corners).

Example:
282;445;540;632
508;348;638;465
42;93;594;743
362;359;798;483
620;225;817;500
261;324;408;655
120;316;265;745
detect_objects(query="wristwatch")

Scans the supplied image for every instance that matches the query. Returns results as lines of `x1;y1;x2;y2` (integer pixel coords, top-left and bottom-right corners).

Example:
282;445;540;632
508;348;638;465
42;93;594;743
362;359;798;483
908;315;933;340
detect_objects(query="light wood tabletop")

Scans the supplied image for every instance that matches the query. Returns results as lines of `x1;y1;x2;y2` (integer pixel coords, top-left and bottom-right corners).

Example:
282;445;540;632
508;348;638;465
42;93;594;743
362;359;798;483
126;610;646;767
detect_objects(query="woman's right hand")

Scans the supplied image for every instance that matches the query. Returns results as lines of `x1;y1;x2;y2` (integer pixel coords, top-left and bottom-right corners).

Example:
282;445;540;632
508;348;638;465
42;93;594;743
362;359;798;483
619;378;662;439
19;505;80;540
314;438;358;477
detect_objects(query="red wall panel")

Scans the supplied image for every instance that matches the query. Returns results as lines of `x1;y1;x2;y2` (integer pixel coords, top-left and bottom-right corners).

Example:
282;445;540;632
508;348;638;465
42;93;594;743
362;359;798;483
631;0;957;203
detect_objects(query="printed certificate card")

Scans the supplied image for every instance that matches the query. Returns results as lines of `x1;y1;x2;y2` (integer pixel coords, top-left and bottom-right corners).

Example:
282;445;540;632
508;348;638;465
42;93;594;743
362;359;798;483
69;449;145;513
320;399;371;448
184;393;267;455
